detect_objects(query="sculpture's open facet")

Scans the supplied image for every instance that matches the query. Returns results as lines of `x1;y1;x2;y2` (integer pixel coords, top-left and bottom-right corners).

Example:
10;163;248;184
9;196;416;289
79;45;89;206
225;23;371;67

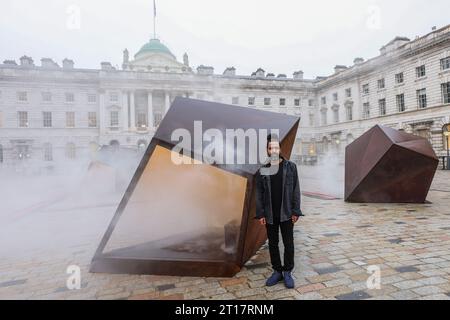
90;97;300;277
345;125;439;204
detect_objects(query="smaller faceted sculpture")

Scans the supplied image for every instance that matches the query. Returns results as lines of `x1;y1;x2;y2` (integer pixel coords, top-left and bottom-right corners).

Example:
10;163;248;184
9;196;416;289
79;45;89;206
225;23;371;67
345;125;438;203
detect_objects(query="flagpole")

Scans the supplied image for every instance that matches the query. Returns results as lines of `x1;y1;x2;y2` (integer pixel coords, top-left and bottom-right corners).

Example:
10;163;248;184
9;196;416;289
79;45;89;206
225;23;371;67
153;0;156;39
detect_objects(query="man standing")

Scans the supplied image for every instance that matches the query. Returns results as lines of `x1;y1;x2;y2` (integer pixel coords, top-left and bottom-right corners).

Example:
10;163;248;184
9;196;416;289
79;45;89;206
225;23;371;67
255;134;302;288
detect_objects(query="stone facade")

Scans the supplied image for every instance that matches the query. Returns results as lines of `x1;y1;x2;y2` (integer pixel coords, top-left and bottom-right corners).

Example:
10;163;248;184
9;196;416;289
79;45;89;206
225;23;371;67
1;25;450;171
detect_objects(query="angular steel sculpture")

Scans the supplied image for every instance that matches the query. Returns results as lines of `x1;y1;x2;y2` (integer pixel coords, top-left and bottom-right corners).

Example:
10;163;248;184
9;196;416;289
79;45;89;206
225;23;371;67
345;125;438;203
90;97;300;277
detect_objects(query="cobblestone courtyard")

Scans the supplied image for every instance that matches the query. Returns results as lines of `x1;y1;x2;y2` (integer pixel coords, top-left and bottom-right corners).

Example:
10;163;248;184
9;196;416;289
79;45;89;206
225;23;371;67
1;167;450;300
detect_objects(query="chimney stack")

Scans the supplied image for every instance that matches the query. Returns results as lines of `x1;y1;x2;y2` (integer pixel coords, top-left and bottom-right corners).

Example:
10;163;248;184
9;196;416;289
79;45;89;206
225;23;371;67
62;58;74;69
19;55;34;67
293;70;304;80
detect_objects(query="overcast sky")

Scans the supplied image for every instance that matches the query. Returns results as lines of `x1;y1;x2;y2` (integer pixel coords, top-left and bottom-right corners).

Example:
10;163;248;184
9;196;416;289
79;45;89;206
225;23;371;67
1;0;449;79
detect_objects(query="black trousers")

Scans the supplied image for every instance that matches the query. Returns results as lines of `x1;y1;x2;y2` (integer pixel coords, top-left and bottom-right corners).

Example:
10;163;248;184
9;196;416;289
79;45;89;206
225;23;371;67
265;219;295;273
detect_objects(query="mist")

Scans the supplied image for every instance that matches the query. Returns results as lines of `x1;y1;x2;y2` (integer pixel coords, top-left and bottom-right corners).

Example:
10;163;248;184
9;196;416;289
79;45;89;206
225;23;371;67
0;147;142;259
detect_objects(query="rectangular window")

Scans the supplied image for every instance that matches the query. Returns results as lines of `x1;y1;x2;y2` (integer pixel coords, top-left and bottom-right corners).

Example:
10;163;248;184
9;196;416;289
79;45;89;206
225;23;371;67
294;98;300;106
110;111;119;127
333;109;339;123
395;72;404;84
154;112;163;127
416;65;426;78
396;94;405;112
362;84;369;95
441;57;450;71
42;92;52;102
345;88;352;98
346;105;353;121
308;99;314;107
248;97;255;106
377;78;385;90
137;112;147;129
43;111;52;127
321;110;327;126
309;114;314;126
88;112;97;127
417;89;427;109
363;103;370;119
232;96;239;105
65;92;75;102
321;96;326;105
44;143;53;161
66;144;76;159
88;94;97;103
18;111;28;127
17;91;28;102
264;97;271;106
109;93;119;102
279;98;286;106
333;93;338;101
379;99;386;116
66;112;75;127
442;82;450;104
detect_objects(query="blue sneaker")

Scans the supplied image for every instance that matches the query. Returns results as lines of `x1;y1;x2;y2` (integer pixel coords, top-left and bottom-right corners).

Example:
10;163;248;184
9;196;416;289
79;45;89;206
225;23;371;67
265;271;283;287
283;271;295;289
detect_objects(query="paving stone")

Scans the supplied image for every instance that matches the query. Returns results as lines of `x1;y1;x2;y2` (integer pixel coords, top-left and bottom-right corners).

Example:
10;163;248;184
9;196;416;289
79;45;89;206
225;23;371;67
412;286;445;296
390;290;420;300
0;279;27;288
314;266;342;275
335;290;372;300
395;266;420;273
296;283;326;294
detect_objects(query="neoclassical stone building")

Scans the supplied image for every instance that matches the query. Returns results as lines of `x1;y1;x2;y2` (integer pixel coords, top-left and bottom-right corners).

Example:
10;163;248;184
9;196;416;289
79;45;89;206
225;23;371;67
0;25;449;171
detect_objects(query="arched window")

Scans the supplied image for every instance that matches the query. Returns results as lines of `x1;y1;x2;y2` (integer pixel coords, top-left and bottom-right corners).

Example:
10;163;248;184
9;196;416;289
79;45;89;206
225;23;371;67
89;141;99;153
322;137;329;154
346;134;354;145
65;143;76;159
443;124;450;155
109;140;120;146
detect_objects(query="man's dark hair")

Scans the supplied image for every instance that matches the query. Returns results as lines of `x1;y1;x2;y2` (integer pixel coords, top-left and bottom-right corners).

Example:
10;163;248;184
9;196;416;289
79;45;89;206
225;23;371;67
266;133;280;149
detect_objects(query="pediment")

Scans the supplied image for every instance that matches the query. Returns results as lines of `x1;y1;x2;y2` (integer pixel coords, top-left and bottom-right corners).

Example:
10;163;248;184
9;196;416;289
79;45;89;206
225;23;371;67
129;52;187;72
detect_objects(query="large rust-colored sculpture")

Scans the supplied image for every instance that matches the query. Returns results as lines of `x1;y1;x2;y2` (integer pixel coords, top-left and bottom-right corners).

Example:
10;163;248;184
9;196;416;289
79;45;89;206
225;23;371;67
90;97;300;277
345;125;438;203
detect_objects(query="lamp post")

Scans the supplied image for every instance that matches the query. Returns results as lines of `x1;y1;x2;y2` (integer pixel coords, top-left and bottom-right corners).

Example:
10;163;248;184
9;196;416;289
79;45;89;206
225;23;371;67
443;124;450;170
444;124;450;157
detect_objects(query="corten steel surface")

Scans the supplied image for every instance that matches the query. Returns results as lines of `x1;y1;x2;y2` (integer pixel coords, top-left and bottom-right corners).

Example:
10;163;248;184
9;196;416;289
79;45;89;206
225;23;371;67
345;125;438;203
90;97;300;277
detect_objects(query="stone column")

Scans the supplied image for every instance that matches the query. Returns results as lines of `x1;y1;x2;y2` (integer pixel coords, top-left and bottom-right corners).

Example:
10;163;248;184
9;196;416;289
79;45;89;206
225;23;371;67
165;91;170;114
147;91;154;129
122;91;129;131
99;90;106;134
130;91;136;131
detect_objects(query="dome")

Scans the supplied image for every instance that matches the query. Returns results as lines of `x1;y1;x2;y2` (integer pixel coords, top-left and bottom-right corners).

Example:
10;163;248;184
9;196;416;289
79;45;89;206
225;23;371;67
134;38;175;59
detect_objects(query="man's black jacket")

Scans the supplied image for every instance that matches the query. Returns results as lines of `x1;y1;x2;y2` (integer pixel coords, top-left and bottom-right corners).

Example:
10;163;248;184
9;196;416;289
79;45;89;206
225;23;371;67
255;157;302;225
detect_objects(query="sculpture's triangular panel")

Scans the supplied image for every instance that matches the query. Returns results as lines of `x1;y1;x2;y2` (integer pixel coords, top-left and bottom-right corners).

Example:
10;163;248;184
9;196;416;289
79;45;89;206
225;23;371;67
155;97;300;176
345;125;392;199
397;139;438;159
378;125;421;144
345;125;438;203
90;97;300;277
